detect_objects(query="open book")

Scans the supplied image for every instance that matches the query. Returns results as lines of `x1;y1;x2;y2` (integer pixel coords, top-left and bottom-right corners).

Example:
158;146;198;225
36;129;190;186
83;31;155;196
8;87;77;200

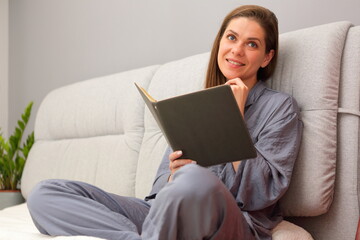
135;83;257;167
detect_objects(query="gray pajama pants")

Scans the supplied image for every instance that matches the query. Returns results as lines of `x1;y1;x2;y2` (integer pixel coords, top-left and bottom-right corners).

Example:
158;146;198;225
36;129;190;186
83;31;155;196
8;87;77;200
27;164;255;240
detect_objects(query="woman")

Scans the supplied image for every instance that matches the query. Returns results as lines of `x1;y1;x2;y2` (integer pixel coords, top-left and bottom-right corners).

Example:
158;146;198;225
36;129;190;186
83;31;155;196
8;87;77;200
27;5;302;240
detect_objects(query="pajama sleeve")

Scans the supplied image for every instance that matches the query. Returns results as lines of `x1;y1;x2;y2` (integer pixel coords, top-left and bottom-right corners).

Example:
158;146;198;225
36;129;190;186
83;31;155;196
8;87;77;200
233;96;303;211
145;147;172;200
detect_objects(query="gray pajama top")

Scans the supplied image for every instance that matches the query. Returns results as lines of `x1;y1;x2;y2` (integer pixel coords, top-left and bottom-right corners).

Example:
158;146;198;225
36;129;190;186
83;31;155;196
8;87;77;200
146;81;303;239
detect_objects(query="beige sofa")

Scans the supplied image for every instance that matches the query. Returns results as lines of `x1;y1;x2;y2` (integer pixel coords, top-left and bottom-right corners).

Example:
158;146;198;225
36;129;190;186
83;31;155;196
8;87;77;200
0;21;359;240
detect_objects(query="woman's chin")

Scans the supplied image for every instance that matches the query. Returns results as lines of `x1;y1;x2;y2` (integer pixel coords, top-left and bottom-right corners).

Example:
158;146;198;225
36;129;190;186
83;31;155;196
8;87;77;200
224;74;242;80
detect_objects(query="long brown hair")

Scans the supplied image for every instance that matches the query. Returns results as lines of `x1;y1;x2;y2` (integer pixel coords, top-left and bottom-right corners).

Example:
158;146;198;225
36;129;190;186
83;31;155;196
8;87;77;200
205;5;278;88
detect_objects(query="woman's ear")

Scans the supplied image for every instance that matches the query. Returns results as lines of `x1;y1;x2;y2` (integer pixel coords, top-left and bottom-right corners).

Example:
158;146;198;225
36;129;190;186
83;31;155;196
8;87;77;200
261;49;275;68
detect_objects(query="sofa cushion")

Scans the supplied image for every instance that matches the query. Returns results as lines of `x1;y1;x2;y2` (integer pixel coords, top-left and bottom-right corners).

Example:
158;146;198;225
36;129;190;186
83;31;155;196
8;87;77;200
272;220;314;240
0;204;101;239
288;25;360;240
267;21;352;216
21;66;159;198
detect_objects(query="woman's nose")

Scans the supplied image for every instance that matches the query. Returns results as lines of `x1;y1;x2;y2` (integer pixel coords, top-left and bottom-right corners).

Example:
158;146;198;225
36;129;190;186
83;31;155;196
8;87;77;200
231;44;245;56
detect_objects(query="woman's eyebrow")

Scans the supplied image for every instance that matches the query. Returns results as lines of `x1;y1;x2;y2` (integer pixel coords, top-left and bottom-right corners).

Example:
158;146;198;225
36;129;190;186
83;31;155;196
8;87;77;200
248;37;262;43
226;29;239;36
226;30;263;44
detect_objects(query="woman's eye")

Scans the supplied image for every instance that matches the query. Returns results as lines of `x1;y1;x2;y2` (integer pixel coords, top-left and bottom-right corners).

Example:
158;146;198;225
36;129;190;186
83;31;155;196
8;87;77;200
227;35;236;41
248;42;258;48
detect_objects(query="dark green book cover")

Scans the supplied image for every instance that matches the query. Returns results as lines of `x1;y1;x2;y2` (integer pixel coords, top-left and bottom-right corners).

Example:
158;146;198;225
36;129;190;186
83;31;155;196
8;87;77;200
135;83;257;167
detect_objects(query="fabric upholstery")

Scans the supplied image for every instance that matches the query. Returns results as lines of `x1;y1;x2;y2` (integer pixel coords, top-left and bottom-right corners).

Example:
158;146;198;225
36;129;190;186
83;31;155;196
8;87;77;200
0;203;98;239
287;25;360;240
268;21;352;216
271;220;314;240
21;66;159;198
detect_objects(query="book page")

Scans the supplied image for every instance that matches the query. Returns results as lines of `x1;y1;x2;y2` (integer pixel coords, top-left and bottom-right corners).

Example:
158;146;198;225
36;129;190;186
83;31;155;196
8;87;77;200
134;83;157;103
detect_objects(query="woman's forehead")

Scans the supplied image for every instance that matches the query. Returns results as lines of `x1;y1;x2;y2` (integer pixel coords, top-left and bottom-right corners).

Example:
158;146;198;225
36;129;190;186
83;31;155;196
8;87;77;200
225;17;265;39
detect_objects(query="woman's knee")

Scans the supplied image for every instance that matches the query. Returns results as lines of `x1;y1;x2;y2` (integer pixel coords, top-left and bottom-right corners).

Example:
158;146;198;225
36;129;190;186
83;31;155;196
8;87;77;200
27;179;68;214
164;164;225;205
148;165;231;238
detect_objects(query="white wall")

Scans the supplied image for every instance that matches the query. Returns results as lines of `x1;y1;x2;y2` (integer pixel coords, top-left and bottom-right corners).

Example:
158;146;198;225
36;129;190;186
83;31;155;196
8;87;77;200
9;0;360;135
0;0;8;138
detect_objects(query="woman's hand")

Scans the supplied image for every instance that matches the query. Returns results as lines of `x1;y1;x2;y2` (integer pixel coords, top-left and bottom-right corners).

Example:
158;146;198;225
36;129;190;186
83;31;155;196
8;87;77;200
225;78;250;117
168;150;196;182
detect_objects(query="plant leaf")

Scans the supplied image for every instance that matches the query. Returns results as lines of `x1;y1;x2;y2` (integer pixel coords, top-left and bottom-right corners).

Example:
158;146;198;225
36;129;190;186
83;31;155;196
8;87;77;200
0;101;34;190
22;132;34;159
18;120;25;131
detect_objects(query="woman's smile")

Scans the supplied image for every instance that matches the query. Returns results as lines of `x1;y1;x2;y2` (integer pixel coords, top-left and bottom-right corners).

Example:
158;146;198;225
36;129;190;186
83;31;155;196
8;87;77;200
226;58;246;67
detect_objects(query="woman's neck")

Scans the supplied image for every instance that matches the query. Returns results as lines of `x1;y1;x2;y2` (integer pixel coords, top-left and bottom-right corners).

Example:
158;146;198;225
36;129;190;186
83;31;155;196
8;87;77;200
243;78;258;91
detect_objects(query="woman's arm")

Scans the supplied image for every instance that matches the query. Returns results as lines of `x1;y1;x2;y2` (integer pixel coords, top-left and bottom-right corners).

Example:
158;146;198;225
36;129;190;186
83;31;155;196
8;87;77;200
145;147;172;200
145;147;194;200
236;96;303;211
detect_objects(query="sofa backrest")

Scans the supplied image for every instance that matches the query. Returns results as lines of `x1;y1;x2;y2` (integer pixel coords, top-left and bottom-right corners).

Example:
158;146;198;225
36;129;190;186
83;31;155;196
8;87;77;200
333;25;360;238
290;24;360;240
21;66;159;198
269;21;352;216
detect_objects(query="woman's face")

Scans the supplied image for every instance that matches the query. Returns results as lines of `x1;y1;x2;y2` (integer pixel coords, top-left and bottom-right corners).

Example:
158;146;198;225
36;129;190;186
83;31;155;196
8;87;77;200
217;17;274;84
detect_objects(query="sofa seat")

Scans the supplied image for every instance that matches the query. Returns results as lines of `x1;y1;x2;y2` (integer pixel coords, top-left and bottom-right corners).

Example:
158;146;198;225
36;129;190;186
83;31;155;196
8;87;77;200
0;203;312;240
0;204;100;240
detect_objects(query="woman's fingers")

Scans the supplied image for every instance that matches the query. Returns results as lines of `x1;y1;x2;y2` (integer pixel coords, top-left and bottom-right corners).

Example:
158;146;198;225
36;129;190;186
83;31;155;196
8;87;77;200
225;78;243;85
169;150;183;161
168;150;196;175
224;78;249;116
171;159;194;170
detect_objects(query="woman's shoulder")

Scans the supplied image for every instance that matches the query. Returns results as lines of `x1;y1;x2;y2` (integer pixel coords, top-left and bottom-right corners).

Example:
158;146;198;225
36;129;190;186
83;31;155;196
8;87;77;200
246;82;302;133
260;85;300;111
249;83;301;122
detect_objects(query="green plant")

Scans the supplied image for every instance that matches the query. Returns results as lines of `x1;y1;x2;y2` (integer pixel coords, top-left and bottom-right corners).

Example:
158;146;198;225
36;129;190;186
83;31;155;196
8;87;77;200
0;102;35;190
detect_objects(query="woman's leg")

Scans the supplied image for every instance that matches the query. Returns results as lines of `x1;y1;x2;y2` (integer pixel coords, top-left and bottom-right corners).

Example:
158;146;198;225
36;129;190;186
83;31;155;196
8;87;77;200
141;164;255;240
27;179;150;240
